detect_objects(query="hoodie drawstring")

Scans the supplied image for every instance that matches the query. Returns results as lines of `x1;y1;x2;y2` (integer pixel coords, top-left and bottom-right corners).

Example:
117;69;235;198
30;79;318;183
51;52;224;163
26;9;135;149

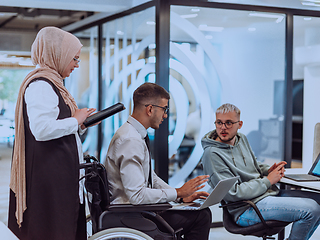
230;145;247;167
230;146;237;166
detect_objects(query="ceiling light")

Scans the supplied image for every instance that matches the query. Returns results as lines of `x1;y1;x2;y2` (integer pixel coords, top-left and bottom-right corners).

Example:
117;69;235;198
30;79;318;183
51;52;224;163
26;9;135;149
304;17;312;20
191;8;200;12
148;43;156;49
0;12;17;17
199;24;224;32
249;12;284;23
180;14;198;19
117;31;124;35
301;1;320;6
248;28;256;32
146;21;155;25
300;0;320;5
19;59;33;66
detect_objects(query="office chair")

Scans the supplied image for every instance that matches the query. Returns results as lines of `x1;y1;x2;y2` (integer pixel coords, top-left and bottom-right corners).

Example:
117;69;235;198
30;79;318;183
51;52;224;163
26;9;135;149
81;155;182;240
220;200;290;240
313;122;320;162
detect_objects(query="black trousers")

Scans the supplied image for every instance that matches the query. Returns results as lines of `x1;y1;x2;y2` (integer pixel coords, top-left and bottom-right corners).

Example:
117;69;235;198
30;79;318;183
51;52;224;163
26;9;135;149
159;208;212;240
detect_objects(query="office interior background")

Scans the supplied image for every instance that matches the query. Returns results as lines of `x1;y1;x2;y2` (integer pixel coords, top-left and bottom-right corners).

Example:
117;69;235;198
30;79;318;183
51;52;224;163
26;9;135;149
1;0;320;237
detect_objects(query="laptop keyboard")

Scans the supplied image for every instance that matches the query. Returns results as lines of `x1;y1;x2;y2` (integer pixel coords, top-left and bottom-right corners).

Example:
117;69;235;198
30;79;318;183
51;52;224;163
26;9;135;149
284;174;320;181
180;206;200;210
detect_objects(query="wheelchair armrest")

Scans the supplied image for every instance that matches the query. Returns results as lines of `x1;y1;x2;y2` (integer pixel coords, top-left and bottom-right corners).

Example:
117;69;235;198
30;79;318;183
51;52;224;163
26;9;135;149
107;202;172;212
220;200;270;229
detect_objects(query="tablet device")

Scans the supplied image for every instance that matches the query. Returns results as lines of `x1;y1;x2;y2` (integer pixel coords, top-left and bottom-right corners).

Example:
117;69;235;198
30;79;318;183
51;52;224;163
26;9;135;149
83;103;125;127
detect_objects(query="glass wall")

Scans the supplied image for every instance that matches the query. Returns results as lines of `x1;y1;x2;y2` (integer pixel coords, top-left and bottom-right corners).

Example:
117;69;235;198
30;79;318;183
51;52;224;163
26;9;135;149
293;15;320;172
168;6;286;186
0;67;33;145
100;7;156;162
69;26;99;156
68;2;320;182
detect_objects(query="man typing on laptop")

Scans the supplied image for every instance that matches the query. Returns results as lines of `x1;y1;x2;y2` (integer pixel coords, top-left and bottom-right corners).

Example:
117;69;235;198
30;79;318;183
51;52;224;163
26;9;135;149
170;176;239;210
104;83;212;240
201;103;320;240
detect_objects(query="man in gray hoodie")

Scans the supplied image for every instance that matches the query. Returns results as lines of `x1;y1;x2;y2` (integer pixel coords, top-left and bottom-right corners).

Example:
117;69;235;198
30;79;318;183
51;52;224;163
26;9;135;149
201;103;320;240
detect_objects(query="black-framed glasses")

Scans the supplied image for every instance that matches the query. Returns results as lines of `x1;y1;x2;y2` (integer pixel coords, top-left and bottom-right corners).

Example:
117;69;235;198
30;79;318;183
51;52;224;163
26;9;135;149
214;121;240;129
145;104;169;114
73;58;81;64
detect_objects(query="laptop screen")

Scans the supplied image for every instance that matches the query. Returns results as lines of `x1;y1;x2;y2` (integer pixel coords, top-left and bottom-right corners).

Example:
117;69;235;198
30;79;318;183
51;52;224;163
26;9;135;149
309;153;320;177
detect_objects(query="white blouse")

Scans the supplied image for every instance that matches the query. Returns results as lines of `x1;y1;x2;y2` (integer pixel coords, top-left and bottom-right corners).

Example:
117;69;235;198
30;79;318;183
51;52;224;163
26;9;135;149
24;80;85;204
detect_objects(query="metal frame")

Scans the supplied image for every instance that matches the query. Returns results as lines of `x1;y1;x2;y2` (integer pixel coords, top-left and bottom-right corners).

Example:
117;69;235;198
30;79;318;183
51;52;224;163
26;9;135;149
154;0;170;182
97;24;103;161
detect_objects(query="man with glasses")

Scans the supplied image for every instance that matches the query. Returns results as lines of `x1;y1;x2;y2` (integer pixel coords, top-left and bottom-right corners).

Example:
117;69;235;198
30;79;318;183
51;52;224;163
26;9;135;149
105;82;211;240
201;103;320;240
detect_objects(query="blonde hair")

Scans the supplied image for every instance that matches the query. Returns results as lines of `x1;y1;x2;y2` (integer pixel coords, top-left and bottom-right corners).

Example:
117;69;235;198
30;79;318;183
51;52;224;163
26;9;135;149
216;103;241;118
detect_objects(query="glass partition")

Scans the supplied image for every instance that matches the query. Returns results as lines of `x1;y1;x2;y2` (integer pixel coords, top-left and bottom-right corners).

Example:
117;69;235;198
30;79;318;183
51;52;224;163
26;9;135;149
0;68;32;145
169;6;286;186
293;15;320;172
100;7;156;162
69;26;99;157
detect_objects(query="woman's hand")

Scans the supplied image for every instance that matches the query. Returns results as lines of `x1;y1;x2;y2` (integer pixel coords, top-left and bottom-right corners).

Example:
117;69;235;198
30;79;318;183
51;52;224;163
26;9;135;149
74;108;96;127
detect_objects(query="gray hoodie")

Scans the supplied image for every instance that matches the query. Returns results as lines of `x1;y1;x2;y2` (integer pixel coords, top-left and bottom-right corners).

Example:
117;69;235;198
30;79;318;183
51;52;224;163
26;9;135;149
201;130;279;221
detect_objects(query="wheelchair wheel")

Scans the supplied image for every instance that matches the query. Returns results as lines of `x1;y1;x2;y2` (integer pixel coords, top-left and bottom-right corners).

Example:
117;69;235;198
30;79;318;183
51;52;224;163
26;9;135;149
88;227;153;240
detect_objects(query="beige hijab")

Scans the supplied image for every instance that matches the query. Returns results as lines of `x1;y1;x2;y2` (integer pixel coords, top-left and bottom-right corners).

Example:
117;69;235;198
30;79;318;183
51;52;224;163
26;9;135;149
10;26;83;227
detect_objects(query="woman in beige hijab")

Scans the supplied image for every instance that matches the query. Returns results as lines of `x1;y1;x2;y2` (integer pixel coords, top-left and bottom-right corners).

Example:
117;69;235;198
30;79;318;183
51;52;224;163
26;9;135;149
8;26;96;240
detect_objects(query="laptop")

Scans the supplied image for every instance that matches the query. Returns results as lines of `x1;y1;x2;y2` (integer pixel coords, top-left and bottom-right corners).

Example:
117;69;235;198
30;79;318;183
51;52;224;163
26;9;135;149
170;176;239;210
284;153;320;181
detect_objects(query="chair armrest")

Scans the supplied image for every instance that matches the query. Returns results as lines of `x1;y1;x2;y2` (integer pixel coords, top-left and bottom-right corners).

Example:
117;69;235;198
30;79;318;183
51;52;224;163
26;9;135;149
242;200;268;227
107;202;172;212
141;211;183;240
220;200;270;229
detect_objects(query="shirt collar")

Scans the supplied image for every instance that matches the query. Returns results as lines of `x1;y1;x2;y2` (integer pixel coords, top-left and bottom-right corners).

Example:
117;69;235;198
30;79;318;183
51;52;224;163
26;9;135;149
127;115;148;139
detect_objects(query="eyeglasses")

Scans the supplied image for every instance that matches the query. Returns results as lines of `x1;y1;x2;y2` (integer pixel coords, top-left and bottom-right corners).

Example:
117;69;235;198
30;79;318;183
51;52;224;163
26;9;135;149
214;121;240;129
73;58;81;64
145;104;169;114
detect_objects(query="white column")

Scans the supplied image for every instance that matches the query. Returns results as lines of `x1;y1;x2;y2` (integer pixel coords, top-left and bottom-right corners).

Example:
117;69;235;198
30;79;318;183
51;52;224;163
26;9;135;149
295;28;320;171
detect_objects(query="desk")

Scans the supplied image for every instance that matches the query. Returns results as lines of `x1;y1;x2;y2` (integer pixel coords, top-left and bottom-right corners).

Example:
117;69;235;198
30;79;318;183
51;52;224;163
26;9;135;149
0;221;18;240
280;177;320;191
278;178;320;240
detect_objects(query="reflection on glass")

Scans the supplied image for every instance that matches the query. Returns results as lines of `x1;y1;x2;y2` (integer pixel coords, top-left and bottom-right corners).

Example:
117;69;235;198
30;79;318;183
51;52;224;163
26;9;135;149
169;5;286;186
100;7;156;162
293;16;320;170
70;26;99;157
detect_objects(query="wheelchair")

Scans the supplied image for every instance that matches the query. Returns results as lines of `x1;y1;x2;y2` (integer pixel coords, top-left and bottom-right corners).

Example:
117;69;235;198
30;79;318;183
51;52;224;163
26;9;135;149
80;155;182;240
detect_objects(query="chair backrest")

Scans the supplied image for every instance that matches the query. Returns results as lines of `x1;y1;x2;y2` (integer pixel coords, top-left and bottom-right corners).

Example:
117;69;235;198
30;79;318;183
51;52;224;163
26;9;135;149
82;156;110;233
313;123;320;162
